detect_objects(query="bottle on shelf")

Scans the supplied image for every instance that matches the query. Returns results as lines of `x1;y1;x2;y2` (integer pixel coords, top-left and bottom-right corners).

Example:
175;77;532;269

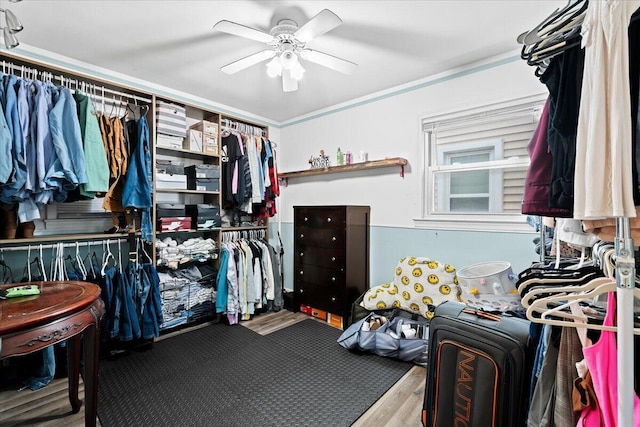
337;147;344;166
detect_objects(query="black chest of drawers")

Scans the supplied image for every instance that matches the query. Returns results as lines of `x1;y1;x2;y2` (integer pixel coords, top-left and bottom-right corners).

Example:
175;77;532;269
293;205;370;327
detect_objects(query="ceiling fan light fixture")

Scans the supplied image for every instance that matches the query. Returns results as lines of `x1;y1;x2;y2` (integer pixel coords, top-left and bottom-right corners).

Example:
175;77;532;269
289;61;305;81
2;26;18;48
266;57;282;78
2;8;22;33
279;50;297;70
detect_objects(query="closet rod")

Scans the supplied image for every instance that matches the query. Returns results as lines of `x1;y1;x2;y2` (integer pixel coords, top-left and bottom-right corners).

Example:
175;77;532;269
52;75;152;104
220;118;266;136
1;60;152;104
0;238;127;253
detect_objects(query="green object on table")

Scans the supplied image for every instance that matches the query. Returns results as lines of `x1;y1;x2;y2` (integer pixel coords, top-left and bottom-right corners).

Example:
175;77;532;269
1;285;41;299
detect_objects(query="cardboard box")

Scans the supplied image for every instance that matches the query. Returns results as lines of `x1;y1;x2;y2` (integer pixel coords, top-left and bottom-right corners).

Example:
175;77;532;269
203;145;218;155
158;217;192;232
203;135;218;155
183;129;203;152
156;133;184;150
327;313;343;329
156;173;187;190
190;120;218;136
311;307;327;321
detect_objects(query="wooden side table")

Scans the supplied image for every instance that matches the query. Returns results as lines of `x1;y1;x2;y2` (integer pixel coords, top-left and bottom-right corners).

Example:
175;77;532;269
0;281;105;427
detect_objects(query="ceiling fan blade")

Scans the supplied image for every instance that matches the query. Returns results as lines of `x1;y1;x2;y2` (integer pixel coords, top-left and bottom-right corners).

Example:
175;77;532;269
213;20;274;43
294;9;342;43
221;50;276;74
300;49;357;75
282;69;298;92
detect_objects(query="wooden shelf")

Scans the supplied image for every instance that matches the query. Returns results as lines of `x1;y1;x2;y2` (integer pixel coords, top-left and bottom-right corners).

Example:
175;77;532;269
278;157;408;181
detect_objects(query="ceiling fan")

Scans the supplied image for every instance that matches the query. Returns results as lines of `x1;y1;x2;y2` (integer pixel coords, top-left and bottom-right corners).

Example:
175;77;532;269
213;9;357;92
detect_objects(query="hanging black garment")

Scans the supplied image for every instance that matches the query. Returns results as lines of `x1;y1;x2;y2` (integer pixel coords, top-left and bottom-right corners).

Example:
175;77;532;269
539;41;584;212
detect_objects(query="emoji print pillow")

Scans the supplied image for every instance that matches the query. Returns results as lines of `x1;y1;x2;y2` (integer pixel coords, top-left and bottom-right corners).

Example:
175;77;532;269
361;256;463;319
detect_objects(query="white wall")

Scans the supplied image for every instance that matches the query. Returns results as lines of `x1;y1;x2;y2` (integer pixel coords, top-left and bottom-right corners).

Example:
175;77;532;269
275;53;546;227
272;53;547;290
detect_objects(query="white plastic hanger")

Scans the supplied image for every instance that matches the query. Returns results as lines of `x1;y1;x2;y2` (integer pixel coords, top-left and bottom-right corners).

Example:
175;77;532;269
101;239;115;277
526;279;640;334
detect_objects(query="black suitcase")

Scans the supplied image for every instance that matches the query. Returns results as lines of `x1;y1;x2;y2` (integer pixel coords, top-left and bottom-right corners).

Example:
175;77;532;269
422;301;532;427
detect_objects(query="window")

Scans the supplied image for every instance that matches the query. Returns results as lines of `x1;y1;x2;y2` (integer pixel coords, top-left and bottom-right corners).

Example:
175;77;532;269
416;95;546;232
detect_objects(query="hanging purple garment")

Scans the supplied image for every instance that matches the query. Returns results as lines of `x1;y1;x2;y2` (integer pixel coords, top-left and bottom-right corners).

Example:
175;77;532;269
522;97;572;217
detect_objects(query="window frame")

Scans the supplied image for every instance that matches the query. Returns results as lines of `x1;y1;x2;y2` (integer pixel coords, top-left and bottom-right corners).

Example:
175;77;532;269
414;94;547;233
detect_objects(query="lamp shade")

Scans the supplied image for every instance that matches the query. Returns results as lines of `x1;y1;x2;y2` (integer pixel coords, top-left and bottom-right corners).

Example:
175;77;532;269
266;57;282;78
4;9;22;33
3;26;19;48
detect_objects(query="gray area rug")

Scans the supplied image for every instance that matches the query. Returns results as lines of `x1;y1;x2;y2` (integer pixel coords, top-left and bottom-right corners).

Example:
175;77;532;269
97;319;412;427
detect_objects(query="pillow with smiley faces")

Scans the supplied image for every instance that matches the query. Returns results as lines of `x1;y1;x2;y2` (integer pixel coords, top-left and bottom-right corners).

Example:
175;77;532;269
361;256;463;319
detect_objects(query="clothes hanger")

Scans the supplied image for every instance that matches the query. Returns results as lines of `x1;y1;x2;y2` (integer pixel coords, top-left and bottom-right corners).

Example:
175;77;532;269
522;276;614;309
535;286;640;334
526;278;640;334
101;239;116;277
75;242;88;280
522;0;586;46
518;270;604;305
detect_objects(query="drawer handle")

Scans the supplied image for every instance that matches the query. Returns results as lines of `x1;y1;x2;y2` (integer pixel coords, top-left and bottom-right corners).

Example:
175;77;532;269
331;277;336;282
331;236;336;241
327;217;332;222
299;270;304;275
304;217;308;221
300;252;304;257
300;289;304;293
331;256;336;262
331;297;336;302
300;233;304;238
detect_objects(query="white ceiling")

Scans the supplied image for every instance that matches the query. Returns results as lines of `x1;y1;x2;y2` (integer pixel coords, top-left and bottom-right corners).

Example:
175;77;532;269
5;0;563;123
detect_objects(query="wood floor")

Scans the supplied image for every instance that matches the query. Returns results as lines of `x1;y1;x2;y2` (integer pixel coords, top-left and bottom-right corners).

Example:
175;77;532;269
0;310;426;427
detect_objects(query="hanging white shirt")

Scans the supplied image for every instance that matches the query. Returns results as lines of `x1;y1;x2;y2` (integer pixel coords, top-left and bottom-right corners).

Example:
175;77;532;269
574;0;640;219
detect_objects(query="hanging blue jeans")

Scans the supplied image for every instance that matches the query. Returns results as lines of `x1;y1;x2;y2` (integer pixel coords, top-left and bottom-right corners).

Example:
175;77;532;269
120;263;141;341
103;266;121;340
141;263;164;339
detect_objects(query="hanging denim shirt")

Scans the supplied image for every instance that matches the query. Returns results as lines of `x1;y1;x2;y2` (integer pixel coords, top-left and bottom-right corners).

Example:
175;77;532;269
17;79;35;193
32;82;57;205
48;86;88;194
0;74;13;185
1;73;27;203
74;90;109;197
16;79;41;222
31;81;59;204
121;115;153;241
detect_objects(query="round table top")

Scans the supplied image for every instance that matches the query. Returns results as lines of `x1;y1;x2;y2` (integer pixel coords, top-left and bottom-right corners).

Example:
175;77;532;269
0;281;102;335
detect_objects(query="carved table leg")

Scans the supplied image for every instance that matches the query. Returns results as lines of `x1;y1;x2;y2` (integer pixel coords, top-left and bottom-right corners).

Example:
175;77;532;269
83;323;99;427
67;334;83;413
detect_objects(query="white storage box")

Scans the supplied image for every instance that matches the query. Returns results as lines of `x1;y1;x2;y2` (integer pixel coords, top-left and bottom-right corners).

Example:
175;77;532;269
157;134;184;150
156;173;187;190
183;129;203;152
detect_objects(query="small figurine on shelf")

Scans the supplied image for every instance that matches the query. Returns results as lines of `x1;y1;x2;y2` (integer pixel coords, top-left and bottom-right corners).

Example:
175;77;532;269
309;150;330;169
